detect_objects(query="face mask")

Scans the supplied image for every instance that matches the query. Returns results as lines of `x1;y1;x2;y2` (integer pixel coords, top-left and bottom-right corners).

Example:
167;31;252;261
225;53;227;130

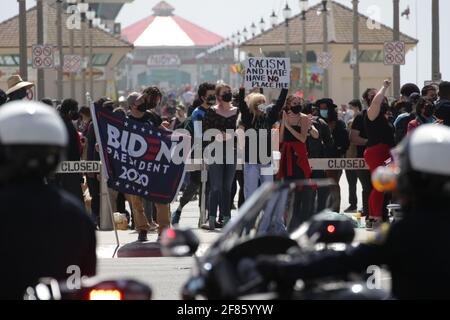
137;104;148;113
320;109;329;119
205;95;216;106
423;105;435;118
347;110;355;119
257;103;269;113
291;105;301;114
221;92;233;103
70;111;80;121
380;103;389;116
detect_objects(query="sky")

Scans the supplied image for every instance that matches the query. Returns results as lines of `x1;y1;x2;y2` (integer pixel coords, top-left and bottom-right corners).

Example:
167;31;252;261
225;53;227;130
1;0;449;87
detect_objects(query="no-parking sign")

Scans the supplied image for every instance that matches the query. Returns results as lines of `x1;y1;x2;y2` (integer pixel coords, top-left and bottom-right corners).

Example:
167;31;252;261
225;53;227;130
384;41;405;66
32;44;55;69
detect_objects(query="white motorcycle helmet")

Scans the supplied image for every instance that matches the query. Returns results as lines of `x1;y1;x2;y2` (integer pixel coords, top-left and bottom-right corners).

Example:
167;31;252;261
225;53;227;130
0;101;68;183
394;124;450;201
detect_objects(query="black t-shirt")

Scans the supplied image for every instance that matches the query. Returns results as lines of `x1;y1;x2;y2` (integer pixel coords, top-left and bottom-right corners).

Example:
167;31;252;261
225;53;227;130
63;119;81;161
0;181;96;299
351;112;368;158
364;112;395;148
129;111;163;128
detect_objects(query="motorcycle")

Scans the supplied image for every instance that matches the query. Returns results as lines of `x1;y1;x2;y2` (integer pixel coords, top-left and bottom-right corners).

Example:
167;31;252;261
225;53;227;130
23;277;152;300
161;179;389;300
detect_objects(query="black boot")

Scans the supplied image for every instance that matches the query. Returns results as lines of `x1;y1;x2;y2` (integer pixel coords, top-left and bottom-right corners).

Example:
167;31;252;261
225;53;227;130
138;230;148;242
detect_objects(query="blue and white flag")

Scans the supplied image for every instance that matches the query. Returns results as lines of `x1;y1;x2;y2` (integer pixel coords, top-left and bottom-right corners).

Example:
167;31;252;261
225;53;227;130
93;105;190;204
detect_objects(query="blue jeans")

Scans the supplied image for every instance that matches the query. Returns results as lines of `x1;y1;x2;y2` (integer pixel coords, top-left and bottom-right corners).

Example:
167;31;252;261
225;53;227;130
243;163;274;200
208;163;236;222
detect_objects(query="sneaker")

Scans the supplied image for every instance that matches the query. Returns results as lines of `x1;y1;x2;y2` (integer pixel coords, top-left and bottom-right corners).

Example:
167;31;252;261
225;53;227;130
215;220;224;228
365;218;382;231
138;230;148;242
171;210;181;226
344;205;357;213
149;222;158;232
201;219;216;231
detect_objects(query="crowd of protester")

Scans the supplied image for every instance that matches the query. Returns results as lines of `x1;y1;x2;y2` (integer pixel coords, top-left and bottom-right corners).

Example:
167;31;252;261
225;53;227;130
2;73;449;242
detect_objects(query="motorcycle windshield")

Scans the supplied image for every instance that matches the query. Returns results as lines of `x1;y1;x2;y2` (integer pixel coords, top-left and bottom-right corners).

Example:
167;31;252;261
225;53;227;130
209;178;336;254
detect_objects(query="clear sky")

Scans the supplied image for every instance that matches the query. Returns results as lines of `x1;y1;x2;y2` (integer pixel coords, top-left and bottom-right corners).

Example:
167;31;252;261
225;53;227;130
1;0;449;88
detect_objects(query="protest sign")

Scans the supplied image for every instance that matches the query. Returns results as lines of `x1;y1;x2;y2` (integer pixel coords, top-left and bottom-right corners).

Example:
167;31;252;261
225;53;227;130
92;105;191;204
244;57;291;89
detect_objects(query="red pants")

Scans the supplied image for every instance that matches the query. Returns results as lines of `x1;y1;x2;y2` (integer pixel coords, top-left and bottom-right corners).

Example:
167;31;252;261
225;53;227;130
364;144;391;218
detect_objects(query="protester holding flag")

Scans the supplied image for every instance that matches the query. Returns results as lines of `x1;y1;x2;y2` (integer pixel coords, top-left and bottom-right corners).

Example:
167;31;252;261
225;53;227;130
238;85;288;199
202;83;239;230
130;86;172;241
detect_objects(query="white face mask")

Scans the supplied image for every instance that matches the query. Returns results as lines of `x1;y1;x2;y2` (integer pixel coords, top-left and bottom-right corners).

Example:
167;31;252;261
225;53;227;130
257;103;270;113
347;110;355;118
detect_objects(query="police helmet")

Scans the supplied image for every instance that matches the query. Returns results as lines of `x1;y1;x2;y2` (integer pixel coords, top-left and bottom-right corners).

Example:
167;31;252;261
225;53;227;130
0;101;68;183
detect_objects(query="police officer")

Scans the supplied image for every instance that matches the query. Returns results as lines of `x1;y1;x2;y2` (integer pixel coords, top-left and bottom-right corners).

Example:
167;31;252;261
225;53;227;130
0;101;96;300
257;124;450;299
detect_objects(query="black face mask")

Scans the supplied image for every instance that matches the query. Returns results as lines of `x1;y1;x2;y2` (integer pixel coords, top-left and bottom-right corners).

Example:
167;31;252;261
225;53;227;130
221;92;233;103
70;111;80;121
8;88;27;101
205;95;216;106
137;104;148;113
291;105;301;114
424;105;435;118
380;103;389;116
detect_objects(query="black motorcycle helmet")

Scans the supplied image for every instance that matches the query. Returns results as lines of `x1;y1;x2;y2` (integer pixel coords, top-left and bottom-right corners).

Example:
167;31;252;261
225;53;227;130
0;101;68;184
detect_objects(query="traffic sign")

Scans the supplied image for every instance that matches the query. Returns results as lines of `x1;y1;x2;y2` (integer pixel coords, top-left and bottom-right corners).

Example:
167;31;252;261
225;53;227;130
384;41;405;66
317;52;332;69
32;44;54;69
63;55;82;73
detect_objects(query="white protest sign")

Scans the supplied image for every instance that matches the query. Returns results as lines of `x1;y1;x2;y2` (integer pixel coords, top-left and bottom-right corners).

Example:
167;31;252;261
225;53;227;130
244;57;291;89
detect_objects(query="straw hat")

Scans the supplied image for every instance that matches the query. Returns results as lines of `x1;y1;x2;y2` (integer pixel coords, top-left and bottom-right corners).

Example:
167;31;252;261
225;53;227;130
5;75;34;95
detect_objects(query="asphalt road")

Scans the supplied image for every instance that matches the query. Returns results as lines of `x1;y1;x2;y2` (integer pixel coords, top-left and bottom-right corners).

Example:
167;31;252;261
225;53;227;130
96;177;392;300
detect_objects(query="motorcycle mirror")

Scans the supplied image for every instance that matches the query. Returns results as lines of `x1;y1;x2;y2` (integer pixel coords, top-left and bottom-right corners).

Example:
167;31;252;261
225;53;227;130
160;228;200;257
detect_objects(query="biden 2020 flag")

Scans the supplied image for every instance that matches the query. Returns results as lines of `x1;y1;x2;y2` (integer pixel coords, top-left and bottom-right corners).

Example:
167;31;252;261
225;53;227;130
93;105;190;204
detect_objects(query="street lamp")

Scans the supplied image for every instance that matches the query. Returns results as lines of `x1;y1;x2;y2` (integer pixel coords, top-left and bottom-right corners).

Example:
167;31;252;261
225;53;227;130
242;27;249;41
78;0;88;104
236;31;241;62
270;10;278;28
250;22;257;38
86;10;96;101
18;0;28;81
66;0;77;99
321;0;329;97
300;0;309;99
259;18;266;32
283;2;292;59
352;0;360;99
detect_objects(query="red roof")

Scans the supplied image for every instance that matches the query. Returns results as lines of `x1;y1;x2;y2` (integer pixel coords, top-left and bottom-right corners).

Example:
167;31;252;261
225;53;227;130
122;11;223;47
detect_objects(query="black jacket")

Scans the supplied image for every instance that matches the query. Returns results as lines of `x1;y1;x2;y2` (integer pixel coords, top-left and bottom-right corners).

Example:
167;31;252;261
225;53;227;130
436;99;450;127
319;118;349;158
307;118;333;159
239;88;288;164
0;180;96;300
277;206;450;299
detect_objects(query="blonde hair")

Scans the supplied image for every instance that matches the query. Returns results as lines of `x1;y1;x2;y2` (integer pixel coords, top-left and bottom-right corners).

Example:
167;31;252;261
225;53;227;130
247;93;267;122
284;95;304;110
